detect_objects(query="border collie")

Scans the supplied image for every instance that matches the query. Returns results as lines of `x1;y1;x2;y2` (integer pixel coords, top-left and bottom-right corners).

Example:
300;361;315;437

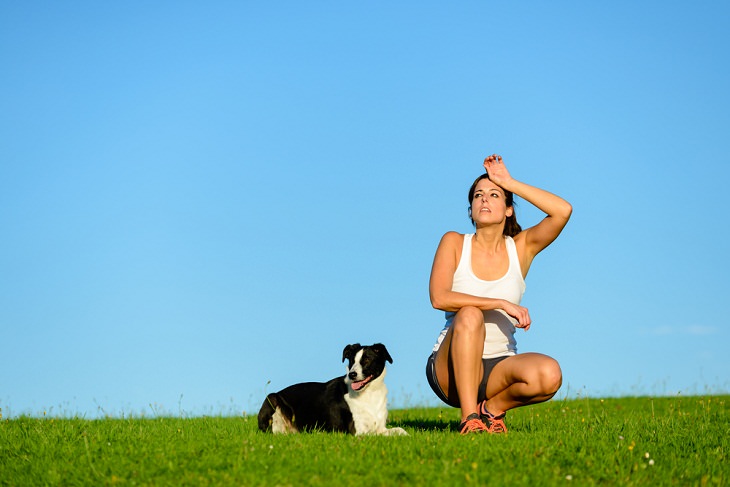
258;343;407;436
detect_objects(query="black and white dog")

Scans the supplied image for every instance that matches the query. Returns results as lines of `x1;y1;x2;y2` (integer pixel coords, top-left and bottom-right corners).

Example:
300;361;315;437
258;343;407;436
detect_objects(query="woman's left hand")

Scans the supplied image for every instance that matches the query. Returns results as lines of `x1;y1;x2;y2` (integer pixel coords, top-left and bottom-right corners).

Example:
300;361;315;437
483;154;514;188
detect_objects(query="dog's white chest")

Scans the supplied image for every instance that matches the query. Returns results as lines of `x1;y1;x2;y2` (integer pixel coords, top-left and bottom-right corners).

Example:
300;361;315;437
345;384;388;435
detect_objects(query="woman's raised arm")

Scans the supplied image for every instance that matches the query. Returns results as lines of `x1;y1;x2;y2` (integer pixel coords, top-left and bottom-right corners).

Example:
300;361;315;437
484;155;572;265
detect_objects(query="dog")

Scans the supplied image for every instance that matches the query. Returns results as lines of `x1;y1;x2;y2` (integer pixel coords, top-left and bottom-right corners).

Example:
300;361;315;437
257;343;407;436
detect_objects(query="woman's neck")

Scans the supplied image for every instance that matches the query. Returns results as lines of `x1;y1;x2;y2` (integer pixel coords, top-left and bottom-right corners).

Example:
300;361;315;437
472;226;505;253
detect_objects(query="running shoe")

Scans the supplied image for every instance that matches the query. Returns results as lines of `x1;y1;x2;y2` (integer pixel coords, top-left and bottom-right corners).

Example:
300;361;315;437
459;413;488;435
479;401;508;434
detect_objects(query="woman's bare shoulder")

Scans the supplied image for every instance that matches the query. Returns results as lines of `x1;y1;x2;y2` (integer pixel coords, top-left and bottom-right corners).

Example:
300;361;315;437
439;231;465;246
435;232;465;258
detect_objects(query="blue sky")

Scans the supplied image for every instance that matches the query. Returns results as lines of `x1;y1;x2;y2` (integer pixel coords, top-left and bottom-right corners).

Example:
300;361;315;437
2;2;728;418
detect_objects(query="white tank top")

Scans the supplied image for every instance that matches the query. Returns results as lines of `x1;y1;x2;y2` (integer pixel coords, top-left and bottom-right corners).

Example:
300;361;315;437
432;234;526;358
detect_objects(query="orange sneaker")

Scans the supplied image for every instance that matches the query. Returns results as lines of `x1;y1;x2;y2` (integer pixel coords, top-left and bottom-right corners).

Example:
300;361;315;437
459;413;489;435
479;402;508;434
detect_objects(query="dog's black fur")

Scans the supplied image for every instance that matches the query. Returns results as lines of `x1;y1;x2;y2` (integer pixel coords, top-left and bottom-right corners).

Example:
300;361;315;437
257;343;406;435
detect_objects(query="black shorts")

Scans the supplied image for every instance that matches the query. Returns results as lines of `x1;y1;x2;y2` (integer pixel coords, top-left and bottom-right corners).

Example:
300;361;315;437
425;351;510;408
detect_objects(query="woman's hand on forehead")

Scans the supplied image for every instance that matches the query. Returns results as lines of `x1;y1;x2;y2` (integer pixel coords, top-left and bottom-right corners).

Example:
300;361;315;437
483;154;513;188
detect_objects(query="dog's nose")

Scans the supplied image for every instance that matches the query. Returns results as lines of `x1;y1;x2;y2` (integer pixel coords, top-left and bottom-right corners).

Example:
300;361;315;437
348;372;357;380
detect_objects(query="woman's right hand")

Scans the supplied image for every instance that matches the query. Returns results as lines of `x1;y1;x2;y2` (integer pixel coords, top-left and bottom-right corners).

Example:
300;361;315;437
501;300;531;331
483;154;515;189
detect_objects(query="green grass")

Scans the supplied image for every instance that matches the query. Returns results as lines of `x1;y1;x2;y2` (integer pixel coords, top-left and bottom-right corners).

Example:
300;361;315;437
1;395;727;486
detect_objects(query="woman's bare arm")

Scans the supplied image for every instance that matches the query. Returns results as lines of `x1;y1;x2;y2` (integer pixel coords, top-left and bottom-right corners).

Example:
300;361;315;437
484;155;572;267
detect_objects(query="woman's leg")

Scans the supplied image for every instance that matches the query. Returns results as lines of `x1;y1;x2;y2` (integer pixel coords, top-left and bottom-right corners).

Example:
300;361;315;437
482;352;562;416
432;306;485;422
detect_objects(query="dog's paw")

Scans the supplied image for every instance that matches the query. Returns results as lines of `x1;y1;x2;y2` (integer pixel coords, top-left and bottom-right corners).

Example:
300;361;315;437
385;427;408;436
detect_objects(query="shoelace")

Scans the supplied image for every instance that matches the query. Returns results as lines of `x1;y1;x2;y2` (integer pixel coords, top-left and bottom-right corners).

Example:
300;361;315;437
459;415;488;435
486;415;507;433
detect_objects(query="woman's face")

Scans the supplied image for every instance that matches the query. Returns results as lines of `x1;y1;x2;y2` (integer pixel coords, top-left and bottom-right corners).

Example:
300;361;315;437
471;178;513;226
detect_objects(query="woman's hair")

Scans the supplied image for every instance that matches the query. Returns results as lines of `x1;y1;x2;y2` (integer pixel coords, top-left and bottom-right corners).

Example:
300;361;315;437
468;173;522;237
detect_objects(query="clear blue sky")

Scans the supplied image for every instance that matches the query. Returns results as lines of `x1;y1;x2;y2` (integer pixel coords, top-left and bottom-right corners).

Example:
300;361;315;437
2;2;728;418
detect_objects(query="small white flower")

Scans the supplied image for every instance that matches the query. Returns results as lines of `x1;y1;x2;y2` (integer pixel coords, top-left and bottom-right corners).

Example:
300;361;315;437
269;445;274;449
649;459;655;466
644;452;650;458
566;475;573;481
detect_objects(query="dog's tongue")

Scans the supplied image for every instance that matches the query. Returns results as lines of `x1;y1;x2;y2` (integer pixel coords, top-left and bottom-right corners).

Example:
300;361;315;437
351;376;373;391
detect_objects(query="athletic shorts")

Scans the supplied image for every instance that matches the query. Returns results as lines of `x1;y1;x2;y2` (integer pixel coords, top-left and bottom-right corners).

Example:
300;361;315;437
425;351;510;408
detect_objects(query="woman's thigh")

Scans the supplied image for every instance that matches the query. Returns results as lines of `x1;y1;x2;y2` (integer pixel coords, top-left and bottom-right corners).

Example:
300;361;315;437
432;324;456;398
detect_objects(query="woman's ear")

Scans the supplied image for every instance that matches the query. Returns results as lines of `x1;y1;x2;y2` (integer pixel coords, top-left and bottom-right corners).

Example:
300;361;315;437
506;206;514;217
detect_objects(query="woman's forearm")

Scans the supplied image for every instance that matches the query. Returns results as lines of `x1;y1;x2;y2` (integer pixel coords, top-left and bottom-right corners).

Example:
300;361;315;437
430;290;505;313
502;178;572;221
431;290;531;328
483;155;572;221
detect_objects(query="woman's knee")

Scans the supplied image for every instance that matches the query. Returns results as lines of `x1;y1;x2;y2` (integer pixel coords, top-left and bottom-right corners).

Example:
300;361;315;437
538;358;562;395
452;306;484;334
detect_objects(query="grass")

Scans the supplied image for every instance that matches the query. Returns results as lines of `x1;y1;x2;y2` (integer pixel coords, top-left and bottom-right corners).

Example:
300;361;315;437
1;395;727;486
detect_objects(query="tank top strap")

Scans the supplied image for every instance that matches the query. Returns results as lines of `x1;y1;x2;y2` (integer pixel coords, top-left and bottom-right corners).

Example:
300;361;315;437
455;234;473;274
504;236;525;280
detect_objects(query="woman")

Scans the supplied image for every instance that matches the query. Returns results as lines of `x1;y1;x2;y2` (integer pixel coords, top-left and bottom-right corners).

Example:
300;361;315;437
426;154;572;434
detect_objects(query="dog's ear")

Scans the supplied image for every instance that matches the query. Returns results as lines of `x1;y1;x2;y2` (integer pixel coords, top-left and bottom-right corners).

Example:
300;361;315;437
342;343;361;362
373;343;393;364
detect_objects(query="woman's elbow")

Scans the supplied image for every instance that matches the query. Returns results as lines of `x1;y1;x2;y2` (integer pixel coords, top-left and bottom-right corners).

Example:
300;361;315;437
431;295;456;312
430;293;446;311
559;201;573;221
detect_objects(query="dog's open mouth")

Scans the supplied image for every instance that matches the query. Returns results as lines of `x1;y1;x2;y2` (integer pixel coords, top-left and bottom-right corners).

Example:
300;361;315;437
350;375;373;391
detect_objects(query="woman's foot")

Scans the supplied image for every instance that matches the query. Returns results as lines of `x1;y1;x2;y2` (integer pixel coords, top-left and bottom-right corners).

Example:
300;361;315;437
479;401;508;434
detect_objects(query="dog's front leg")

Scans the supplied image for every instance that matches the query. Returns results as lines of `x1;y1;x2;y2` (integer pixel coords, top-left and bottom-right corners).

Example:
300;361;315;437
380;427;408;436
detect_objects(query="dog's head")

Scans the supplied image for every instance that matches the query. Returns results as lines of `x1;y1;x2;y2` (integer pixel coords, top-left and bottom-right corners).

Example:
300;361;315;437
342;343;393;392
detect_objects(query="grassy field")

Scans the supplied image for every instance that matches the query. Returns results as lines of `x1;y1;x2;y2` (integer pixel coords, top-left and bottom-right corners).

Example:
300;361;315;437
1;395;727;486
